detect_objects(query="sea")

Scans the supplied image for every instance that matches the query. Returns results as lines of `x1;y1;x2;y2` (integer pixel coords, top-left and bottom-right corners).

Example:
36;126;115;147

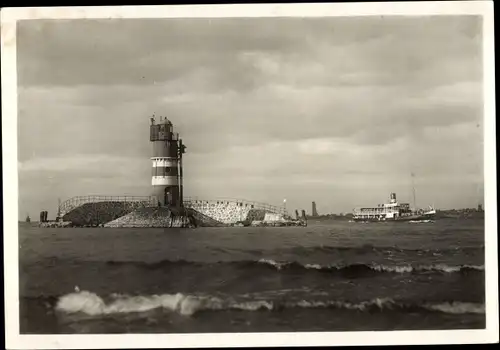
19;218;485;334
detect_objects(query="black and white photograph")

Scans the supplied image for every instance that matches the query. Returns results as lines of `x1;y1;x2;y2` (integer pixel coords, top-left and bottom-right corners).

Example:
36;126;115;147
2;2;497;348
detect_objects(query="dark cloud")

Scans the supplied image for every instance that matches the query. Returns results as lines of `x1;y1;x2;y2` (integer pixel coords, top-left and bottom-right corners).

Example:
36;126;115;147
17;16;481;89
17;18;304;88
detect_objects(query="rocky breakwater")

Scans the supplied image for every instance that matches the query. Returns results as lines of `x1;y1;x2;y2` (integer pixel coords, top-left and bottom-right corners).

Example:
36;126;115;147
185;208;226;227
250;213;307;227
104;207;196;228
62;201;151;227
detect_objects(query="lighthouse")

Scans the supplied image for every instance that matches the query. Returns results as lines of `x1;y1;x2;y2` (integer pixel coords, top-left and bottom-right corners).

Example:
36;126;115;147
150;116;186;208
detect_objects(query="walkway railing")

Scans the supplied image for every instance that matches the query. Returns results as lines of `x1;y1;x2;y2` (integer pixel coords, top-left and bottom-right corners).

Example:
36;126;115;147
183;197;287;216
59;195;157;217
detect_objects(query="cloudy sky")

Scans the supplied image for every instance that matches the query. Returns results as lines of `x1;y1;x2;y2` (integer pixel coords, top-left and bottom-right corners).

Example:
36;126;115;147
17;15;484;218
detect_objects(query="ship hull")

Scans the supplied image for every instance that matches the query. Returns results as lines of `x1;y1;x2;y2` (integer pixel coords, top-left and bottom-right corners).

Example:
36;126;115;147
352;213;436;223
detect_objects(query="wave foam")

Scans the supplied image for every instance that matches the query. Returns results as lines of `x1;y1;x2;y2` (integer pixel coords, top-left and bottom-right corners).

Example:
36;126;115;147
106;258;485;275
257;259;484;274
56;291;222;316
55;290;485;317
424;302;485;314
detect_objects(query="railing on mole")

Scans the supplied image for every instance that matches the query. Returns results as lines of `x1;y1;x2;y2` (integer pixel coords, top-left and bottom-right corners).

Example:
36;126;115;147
183;197;288;216
59;195;156;217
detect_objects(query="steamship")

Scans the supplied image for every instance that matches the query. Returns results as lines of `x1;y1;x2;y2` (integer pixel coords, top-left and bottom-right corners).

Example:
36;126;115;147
352;193;436;222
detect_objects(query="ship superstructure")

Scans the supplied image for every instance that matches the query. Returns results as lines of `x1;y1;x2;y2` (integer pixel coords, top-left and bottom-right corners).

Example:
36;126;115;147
352;193;436;222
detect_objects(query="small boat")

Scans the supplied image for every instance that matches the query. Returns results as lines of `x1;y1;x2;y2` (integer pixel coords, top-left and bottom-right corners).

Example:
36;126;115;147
25;214;31;223
352;192;436;222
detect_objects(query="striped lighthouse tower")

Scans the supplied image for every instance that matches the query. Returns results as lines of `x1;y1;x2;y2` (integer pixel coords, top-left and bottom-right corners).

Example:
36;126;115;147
149;115;186;208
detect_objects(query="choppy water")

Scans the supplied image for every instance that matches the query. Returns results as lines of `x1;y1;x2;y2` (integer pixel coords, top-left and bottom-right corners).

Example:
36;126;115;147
19;218;485;334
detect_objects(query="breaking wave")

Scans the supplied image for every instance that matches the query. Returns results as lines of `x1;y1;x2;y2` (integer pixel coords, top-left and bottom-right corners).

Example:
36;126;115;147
284;244;484;255
105;258;484;275
234;245;484;257
55;290;485;317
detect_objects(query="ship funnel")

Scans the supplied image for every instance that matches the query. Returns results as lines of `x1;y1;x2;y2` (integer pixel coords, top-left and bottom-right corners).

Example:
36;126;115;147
295;210;299;220
390;192;397;203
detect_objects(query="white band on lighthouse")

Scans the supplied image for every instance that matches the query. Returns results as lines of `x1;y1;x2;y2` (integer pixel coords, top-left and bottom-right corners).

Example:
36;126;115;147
152;176;179;186
151;157;178;168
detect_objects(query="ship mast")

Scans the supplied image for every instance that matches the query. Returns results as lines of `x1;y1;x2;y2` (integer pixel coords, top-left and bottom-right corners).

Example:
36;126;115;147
411;172;417;210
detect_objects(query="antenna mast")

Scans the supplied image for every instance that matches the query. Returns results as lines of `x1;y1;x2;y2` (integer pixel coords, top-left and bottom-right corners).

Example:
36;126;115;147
411;172;417;210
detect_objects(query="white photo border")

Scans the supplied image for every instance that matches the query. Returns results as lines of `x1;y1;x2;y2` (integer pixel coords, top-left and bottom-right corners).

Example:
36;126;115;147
2;1;497;348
